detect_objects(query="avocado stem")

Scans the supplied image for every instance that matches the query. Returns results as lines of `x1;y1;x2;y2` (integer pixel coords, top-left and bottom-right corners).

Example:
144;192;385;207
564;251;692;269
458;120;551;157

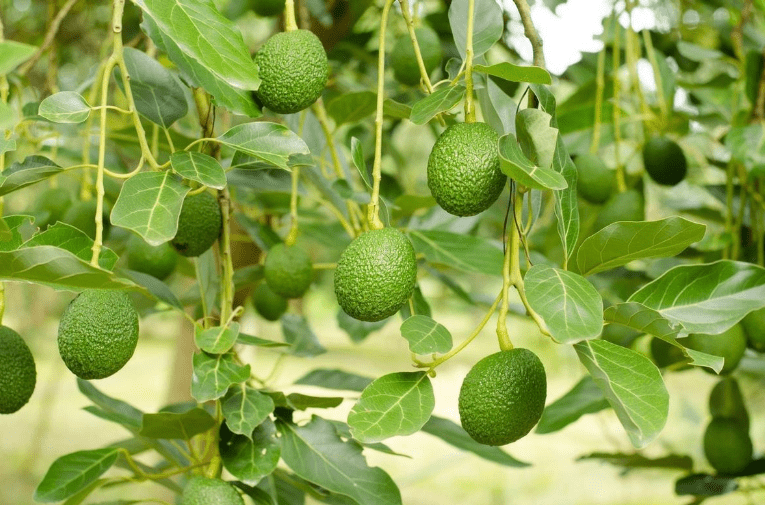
284;0;298;32
463;0;476;123
399;0;435;93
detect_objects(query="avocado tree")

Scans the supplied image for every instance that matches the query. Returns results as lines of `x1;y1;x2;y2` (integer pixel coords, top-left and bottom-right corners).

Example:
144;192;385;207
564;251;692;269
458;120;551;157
1;0;765;503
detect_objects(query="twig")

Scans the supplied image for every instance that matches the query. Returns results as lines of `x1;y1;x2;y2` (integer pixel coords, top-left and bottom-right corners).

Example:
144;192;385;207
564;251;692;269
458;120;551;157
18;0;80;76
512;0;545;68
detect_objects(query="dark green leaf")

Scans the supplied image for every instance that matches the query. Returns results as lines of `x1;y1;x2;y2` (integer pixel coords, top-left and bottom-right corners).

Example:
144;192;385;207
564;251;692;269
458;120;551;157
294;369;373;392
34;449;119;502
399;315;452;354
77;379;143;430
0;155;63;196
191;352;251;403
675;474;738;496
221;419;281;485
139;408;216;439
222;384;276;438
120;269;183;310
536;376;609;434
337;310;386;343
326;91;376;125
449;0;503;59
579;452;693;471
282;314;326;357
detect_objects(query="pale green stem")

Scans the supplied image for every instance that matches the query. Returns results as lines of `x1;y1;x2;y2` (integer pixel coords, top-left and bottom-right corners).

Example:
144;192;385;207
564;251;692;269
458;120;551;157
398;0;434;93
284;0;298;31
286;166;300;246
0;13;5;323
724;161;735;259
590;35;607;154
463;0;476;122
624;0;650;134
641;29;668;122
612;14;626;193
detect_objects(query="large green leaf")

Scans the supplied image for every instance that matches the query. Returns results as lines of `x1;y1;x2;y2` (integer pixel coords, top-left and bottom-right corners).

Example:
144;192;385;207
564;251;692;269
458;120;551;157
524;264;603;343
576;218;706;276
399;315;452;354
118;47;188;127
139;408;216;439
407;229;503;276
498;134;567;191
222;384;275;438
220;419;281;485
218;122;311;171
110;171;190;246
34;448;119;502
536;376;609;434
0;155;63;196
326;91;376;125
38;92;90;123
277;416;402;505
0;40;37;74
409;85;465;125
0;215;26;246
170;151;227;190
449;0;503;59
628;260;765;335
22;222;118;270
190;352;251;403
575;340;669;448
348;372;435;443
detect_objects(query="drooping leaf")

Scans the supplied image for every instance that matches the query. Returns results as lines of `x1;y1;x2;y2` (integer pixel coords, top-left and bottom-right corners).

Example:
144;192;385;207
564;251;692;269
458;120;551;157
474;62;551;85
515;108;559;171
326;91;376;125
409;85;465;125
478;77;517;135
536;376;609;434
0;40;37;74
121;269;183;310
170;151;227;190
576;218;706;276
281;314;326;357
22;222;118;270
277;416;402;505
220;419;281;485
38;91;91;123
407;229;503;276
34;449;119;502
222;384;276;438
348;372;435;443
118;47;188;127
337;309;386;343
218;122;311;170
524;264;603;343
575;339;669;448
497;134;567;191
77;379;143;430
139;408;216;439
578;452;693;471
237;333;290;348
294;369;373;392
191;352;251;403
399;315;452;354
267;392;344;411
628;260;765;335
195;322;240;354
449;0;503;59
0;155;63;196
110;171;190;246
675;474;738;496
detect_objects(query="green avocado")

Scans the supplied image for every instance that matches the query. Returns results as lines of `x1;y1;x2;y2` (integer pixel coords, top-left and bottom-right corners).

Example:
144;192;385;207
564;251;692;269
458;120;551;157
255;29;328;114
709;377;749;430
171;192;222;258
593;189;644;231
458;348;547;446
0;326;36;414
703;418;753;475
32;187;72;229
126;234;178;281
57;290;139;380
683;324;747;375
252;282;289;321
180;476;244;505
334;227;417;322
264;243;313;299
575;153;615;204
391;26;442;86
642;136;687;186
427;122;506;217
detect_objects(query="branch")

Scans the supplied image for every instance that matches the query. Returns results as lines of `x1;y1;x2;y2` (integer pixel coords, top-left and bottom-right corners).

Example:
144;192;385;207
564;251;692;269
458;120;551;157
511;0;545;68
18;0;80;76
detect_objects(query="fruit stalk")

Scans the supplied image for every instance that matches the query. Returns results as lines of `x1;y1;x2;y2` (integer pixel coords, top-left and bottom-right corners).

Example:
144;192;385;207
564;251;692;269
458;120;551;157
463;0;476;123
398;0;434;93
284;0;298;32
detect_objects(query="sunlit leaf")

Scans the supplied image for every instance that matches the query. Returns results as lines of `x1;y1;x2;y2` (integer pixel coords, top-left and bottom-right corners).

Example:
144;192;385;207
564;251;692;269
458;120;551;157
195;322;240;354
0;40;37;74
399;315;452;354
0;155;63;196
474;62;551;85
222;384;275;438
498;134;567;190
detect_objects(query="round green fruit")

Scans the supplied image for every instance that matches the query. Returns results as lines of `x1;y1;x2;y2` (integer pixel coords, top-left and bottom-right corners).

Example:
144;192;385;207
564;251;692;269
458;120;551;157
427;122;506;217
126;235;178;281
593;189;644;231
390;26;442;86
703;418;753;475
741;306;765;352
601;324;640;347
642;136;687;186
334;227;417;322
180;476;244;505
252;282;288;321
709;377;749;429
33;187;72;229
458;348;547;446
255;29;328;114
264;243;313;299
0;326;36;414
650;337;689;369
61;200;111;240
57;290;139;380
171;192;222;257
683;324;747;375
575;153;615;204
252;0;285;17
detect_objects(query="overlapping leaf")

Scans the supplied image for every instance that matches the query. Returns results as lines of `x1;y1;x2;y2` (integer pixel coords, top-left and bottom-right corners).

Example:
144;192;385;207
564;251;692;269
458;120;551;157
139;408;216;439
191;352;251;403
220;419;281;485
399;315;452;354
222;384;275;438
409;85;465;125
0;156;63;196
474;62;551;85
498;134;567;190
449;0;503;59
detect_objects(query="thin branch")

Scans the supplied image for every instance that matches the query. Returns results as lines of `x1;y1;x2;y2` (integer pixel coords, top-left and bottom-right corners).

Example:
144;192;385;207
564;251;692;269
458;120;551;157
512;0;545;68
18;0;81;76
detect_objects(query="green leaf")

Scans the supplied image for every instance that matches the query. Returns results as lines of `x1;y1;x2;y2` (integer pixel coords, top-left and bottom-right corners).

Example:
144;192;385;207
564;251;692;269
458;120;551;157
121;269;183;310
0;155;63;196
677;41;724;61
282;314;326;357
337;309;386;343
34;448;119;502
170;151;226;189
282;393;344;411
421;416;528;467
141;15;259;117
110;171;190;246
220;419;281;485
348;372;434;443
0;215;31;250
515;108;559;171
524;264;603;343
576;218;706;276
474;62;551;85
351;137;372;189
222;383;275;438
628;260;765;335
237;333;290;348
409;85;465;125
195;322;240;354
139;408;216;439
327;91;376;125
277;416;402;505
579;452;693;471
650;49;675;115
38;91;91;123
77;379;143;430
399;315;452;354
118;47;188;127
574;339;669;448
497;134;567;190
675;474;738;496
603;302;724;373
407;229;503;276
449;0;503;59
294;369;373;392
536;376;609;434
478;77;517;135
0;216;13;242
131;0;259;90
218;122;311;171
0;137;16;156
191;352;251;403
23;222;119;270
0;40;37;75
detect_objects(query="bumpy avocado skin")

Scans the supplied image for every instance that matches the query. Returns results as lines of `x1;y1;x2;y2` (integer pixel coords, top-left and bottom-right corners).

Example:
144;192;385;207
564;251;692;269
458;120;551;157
458;348;547;446
0;326;36;414
391;26;442;86
57;290;139;380
575;153;615;204
427;122;506;217
252;282;289;321
255;30;329;114
171;192;222;258
126;235;178;280
264;244;313;299
642;136;687;186
180;476;244;505
334;227;417;322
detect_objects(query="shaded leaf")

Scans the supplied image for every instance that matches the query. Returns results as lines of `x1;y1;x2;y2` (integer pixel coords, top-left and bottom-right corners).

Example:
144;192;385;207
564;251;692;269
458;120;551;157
120;269;183;310
337;310;386;343
399;315;452;354
449;0;503;59
515;108;558;171
237;333;290;348
409;85;465;125
0;155;63;196
351;137;372;189
38;92;90;123
294;369;373;392
34;449;119;502
170;151;227;189
139;408;216;439
282;314;326;357
498;134;567;190
327;91;376;125
218;122;311;171
191;352;251;403
579;452;693;471
536;376;609;434
675;474;738;496
221;419;281;485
